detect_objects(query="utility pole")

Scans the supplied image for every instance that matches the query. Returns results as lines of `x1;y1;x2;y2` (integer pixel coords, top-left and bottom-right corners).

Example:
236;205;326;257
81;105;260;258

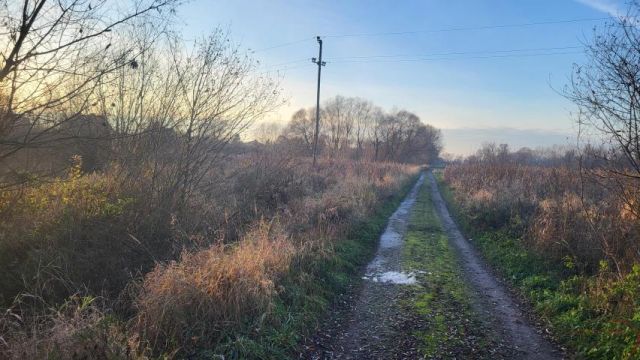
311;36;325;168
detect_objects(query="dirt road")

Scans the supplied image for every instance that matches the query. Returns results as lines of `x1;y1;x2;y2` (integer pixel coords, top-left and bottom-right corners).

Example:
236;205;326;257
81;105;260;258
427;171;561;359
303;171;562;359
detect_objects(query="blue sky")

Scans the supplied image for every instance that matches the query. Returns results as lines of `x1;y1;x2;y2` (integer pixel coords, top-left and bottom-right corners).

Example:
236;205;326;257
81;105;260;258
177;0;626;155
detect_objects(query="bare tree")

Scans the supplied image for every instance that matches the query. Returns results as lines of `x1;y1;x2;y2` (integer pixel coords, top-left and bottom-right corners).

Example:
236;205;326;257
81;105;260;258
350;98;373;159
380;110;404;161
321;96;375;158
253;121;282;144
323;95;350;155
0;0;179;186
282;107;316;153
155;32;283;207
567;2;640;219
280;97;442;164
369;106;385;161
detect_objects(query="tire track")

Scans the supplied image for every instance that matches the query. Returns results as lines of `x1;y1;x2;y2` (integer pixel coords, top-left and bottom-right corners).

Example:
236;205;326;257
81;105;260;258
428;171;562;359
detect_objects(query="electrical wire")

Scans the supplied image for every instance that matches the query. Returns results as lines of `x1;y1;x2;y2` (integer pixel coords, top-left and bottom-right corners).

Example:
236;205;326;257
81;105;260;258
321;16;611;38
256;63;310;75
252;37;314;52
258;58;310;70
324;45;585;62
251;16;611;53
326;50;585;65
256;49;585;75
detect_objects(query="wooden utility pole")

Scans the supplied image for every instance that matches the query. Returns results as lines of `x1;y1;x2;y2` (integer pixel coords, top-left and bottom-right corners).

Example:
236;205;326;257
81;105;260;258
312;36;325;168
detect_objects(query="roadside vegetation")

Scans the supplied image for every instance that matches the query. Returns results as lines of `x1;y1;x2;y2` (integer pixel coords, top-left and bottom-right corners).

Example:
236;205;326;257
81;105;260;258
440;147;640;359
0;154;420;358
438;6;640;357
3;0;640;358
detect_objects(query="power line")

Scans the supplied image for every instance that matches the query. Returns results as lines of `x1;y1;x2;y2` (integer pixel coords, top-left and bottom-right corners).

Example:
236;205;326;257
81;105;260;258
252;37;314;53
321;16;610;39
324;45;585;61
326;50;585;65
249;16;609;54
255;63;310;75
256;47;586;74
258;58;310;70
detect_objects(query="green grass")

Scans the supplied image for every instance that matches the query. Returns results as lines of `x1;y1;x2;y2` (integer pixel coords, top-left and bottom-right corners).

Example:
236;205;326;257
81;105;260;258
435;171;640;360
204;174;421;359
400;177;497;358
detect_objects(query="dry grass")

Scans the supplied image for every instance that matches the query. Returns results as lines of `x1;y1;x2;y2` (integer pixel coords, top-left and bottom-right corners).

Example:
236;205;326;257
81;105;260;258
0;295;131;360
0;159;131;304
132;158;418;356
0;153;419;358
442;158;640;358
133;220;294;354
443;161;640;274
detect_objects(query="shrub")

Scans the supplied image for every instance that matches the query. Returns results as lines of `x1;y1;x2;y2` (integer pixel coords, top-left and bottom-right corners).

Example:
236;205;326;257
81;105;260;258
131;159;418;357
442;157;640;358
0;160;133;304
0;154;419;358
133;220;295;355
0;295;130;360
443;162;640;274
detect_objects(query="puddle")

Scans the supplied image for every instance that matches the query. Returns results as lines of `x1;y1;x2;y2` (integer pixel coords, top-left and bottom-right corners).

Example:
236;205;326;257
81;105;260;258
361;173;426;286
363;271;418;285
379;229;401;248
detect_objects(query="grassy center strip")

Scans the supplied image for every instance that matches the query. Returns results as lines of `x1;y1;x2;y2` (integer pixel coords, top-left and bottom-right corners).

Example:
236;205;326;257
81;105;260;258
400;177;500;359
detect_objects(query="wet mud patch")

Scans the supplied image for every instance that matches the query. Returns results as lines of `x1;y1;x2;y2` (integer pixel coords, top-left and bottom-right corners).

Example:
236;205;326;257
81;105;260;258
362;270;418;285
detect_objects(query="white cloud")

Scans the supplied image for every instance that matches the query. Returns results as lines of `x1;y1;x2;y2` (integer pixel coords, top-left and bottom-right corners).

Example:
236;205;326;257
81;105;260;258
575;0;623;17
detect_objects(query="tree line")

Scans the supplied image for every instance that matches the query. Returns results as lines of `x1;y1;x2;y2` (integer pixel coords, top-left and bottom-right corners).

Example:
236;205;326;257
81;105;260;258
267;96;442;164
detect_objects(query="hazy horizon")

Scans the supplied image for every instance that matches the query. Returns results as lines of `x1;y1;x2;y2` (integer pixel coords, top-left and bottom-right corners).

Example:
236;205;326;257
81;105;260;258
441;127;576;156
